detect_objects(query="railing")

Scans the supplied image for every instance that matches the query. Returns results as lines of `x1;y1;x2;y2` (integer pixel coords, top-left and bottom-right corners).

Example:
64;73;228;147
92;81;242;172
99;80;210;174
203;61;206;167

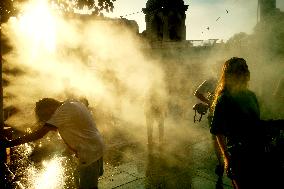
139;39;221;49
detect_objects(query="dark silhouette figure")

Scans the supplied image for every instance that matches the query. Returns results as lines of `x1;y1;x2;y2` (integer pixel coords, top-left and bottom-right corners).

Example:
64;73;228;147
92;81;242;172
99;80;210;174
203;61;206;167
210;57;281;189
144;87;167;147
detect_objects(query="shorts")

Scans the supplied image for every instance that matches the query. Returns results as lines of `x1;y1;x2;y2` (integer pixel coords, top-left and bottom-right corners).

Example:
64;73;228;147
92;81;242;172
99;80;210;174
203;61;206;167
79;157;103;189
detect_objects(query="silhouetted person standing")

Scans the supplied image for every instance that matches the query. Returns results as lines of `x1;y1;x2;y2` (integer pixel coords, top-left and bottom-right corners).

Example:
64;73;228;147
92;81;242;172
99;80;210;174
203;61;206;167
144;86;168;147
210;57;276;189
194;77;225;184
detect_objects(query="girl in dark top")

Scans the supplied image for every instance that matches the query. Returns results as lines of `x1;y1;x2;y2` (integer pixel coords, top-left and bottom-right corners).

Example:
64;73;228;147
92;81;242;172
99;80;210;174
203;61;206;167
210;57;272;189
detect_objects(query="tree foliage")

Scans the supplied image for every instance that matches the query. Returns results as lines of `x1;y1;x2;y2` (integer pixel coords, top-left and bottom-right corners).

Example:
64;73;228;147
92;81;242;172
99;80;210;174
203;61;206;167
252;11;284;58
0;0;116;23
54;0;116;14
226;32;249;45
0;0;18;23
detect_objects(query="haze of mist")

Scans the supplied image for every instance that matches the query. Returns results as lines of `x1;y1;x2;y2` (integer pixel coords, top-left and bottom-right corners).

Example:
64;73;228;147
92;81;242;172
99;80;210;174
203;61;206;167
1;0;284;187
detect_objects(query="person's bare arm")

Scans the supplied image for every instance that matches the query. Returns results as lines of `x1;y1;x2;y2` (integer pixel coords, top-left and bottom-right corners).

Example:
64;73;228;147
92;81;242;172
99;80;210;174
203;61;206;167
215;134;230;169
216;134;240;188
194;91;210;106
6;123;57;148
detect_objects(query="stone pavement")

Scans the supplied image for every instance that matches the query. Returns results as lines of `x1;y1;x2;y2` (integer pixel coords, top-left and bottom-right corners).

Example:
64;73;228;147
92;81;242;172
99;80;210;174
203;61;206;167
99;117;234;189
6;114;235;189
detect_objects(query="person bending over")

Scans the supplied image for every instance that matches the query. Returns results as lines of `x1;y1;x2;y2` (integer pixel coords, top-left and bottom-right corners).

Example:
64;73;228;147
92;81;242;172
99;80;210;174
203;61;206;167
4;98;105;189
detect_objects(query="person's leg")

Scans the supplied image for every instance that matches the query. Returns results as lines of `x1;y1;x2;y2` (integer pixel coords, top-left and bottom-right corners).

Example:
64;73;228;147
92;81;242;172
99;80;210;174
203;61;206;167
74;165;80;188
158;116;164;144
212;135;224;177
146;115;154;145
79;160;100;189
98;157;104;177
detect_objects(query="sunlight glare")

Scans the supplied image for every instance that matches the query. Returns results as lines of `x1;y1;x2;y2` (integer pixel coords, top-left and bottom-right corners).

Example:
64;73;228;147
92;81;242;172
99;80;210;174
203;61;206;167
34;157;65;189
18;0;57;56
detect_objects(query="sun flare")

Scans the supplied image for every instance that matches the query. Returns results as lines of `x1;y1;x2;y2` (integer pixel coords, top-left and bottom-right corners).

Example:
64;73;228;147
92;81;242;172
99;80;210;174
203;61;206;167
18;0;57;55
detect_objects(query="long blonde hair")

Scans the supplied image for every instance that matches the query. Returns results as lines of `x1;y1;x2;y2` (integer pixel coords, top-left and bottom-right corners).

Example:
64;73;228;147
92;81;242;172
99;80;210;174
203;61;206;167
211;57;250;109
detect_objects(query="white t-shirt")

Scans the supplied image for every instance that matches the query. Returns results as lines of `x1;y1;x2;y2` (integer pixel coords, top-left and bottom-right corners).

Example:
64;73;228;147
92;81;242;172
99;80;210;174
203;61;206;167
47;100;105;166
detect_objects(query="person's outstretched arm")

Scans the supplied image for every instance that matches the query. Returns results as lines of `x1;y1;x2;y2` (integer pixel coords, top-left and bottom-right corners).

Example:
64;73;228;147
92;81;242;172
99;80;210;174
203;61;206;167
194;91;210;106
5;123;57;148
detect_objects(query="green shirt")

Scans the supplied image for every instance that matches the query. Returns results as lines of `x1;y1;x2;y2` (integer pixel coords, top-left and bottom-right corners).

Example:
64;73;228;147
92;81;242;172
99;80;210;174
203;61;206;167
210;90;262;149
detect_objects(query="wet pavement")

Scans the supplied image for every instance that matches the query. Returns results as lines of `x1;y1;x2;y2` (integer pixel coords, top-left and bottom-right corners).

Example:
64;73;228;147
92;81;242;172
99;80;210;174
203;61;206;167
98;118;234;189
7;116;234;189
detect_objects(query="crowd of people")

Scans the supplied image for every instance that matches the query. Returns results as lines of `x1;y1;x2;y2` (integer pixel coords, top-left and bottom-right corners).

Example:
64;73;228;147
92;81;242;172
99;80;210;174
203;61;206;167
1;57;283;189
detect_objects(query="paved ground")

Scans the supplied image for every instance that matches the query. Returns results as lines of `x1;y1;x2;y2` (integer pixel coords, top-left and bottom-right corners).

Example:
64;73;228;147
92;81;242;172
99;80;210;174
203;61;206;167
99;117;234;189
6;114;234;189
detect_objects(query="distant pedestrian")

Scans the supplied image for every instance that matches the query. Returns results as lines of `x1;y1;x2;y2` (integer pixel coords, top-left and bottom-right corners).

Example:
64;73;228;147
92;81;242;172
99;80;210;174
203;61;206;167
194;77;225;181
144;86;168;147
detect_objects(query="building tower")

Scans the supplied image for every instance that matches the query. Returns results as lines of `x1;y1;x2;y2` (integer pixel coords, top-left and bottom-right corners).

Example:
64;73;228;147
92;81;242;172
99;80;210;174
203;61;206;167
142;0;188;42
258;0;276;22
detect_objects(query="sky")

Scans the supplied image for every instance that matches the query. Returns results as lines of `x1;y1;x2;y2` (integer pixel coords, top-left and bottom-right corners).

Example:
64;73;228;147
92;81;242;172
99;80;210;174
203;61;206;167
105;0;284;41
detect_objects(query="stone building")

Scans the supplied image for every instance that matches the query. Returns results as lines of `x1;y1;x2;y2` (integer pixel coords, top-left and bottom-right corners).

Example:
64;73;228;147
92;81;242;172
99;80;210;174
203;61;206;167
258;0;276;22
142;0;188;42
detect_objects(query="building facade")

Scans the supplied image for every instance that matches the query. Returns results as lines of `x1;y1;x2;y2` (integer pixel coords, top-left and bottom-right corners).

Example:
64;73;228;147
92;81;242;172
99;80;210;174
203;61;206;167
142;0;188;42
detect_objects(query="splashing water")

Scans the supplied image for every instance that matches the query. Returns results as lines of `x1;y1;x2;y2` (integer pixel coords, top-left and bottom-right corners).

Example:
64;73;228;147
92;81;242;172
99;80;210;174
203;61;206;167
26;156;72;189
